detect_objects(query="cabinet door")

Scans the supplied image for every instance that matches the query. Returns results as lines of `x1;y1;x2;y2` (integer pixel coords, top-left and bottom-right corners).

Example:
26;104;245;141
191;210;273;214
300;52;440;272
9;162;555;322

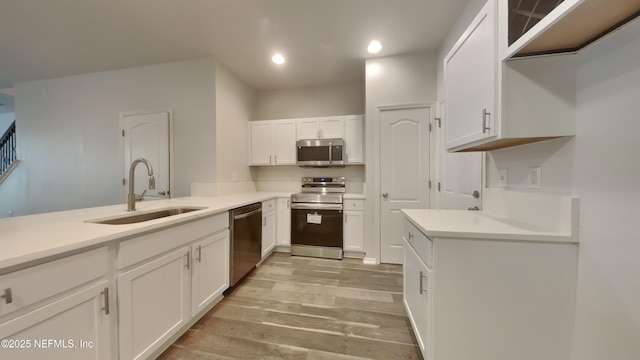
118;247;190;360
250;121;273;165
403;239;431;358
273;120;297;165
296;119;320;140
262;211;276;258
320;117;345;139
344;211;364;252
276;198;291;246
0;281;112;360
191;231;229;316
345;115;364;163
444;0;496;149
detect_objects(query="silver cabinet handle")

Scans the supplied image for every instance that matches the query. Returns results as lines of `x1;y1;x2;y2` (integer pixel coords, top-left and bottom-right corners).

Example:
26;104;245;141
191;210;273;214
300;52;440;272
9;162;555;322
197;245;202;263
269;155;272;164
1;288;12;304
287;199;290;208
102;287;110;315
185;251;191;270
263;217;266;226
408;232;414;240
482;108;491;133
382;192;388;198
419;271;427;294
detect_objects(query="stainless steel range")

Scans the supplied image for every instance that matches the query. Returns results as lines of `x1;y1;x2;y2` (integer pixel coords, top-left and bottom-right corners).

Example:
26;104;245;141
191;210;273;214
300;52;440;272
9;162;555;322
290;176;345;260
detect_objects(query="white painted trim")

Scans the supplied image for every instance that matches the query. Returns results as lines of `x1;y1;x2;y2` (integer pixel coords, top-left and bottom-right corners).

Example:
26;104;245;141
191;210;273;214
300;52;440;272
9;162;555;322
377;103;430;111
362;257;378;265
0;160;20;187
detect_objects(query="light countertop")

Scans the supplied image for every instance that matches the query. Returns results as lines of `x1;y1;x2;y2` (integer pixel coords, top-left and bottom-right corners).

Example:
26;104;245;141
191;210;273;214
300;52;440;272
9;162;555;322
401;209;577;243
0;192;291;272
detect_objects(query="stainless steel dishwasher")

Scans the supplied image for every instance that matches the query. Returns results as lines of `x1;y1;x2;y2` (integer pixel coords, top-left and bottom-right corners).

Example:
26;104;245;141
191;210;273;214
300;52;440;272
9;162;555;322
229;202;262;287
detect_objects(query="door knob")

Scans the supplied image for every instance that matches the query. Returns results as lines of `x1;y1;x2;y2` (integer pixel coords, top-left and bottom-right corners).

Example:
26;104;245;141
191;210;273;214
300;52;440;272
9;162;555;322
382;192;388;198
472;190;480;199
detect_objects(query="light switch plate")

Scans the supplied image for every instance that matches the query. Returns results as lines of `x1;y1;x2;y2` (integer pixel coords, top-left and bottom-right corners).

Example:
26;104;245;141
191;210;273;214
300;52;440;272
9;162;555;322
498;169;508;187
528;167;541;189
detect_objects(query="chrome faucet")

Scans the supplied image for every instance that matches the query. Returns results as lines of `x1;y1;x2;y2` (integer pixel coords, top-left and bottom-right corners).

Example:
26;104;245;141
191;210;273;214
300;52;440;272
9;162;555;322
127;158;155;211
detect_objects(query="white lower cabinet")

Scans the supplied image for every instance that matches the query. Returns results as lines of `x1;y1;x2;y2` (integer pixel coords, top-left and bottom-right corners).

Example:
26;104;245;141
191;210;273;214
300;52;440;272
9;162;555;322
117;213;230;360
276;198;291;247
403;238;432;359
191;231;229;316
262;204;276;258
402;217;578;360
118;246;191;360
0;280;112;360
0;247;112;360
343;199;364;252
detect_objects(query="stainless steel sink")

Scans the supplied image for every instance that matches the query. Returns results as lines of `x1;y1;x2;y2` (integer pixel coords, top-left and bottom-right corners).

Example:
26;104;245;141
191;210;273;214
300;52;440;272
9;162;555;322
88;207;207;225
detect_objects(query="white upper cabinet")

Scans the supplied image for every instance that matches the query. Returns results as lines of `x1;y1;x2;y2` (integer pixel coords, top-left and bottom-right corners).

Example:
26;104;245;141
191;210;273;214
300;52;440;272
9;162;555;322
444;0;576;152
345;115;364;164
296;117;345;140
444;0;496;150
500;0;640;60
249;119;296;166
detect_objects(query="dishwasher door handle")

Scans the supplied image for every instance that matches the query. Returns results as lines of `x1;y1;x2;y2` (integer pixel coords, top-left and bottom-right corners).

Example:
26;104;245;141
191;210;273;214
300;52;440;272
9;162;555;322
233;208;262;220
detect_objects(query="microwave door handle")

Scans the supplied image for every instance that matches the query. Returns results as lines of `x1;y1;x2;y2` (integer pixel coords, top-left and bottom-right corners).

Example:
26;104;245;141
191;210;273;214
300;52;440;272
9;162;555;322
329;142;332;164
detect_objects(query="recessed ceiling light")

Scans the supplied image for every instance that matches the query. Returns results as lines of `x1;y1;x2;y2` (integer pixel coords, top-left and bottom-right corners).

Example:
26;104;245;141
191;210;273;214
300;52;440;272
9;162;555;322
367;40;382;54
272;53;286;65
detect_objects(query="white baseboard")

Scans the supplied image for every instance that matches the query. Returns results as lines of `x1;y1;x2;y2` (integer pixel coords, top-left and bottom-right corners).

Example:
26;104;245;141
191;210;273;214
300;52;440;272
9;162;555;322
362;257;378;265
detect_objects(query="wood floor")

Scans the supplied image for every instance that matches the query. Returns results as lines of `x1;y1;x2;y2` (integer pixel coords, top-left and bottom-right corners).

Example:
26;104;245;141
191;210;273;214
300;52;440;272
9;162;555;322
158;252;422;360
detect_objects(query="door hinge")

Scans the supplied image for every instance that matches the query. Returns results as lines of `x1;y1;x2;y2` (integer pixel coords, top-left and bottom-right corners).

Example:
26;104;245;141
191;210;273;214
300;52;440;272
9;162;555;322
122;129;125;137
438;182;441;191
429;123;432;132
434;117;441;128
428;180;432;189
122;178;125;186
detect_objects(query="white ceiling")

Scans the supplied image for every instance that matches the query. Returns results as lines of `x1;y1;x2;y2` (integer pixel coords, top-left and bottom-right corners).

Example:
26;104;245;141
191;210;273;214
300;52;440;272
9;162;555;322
0;0;468;91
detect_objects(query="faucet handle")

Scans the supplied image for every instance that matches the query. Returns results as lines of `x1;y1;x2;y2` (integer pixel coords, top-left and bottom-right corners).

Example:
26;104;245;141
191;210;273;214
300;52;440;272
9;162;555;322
135;189;147;202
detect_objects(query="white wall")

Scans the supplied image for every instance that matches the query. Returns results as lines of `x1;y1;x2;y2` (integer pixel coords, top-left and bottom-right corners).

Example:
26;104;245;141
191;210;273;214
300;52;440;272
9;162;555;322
254;82;364;120
0;112;14;135
482;18;640;360
0;59;217;216
364;51;438;262
214;63;256;195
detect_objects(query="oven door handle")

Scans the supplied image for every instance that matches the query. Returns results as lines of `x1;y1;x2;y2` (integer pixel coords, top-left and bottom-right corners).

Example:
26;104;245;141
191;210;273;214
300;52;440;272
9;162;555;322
291;203;343;211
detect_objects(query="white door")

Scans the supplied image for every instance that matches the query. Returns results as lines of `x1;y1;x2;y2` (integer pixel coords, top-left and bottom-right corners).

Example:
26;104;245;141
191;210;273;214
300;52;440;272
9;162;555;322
438;100;483;210
380;107;430;264
122;112;170;201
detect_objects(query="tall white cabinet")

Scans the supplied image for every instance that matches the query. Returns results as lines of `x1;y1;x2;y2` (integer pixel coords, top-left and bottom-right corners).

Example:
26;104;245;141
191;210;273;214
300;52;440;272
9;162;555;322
261;199;276;258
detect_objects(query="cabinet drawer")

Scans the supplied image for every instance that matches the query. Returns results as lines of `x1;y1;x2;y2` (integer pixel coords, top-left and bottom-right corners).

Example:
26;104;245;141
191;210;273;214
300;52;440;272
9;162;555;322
344;199;364;211
118;213;228;270
262;199;276;213
404;219;433;268
0;247;108;318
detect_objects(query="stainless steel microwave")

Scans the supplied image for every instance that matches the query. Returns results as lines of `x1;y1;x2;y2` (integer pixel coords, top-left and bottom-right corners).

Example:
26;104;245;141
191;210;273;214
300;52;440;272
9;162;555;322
296;138;345;167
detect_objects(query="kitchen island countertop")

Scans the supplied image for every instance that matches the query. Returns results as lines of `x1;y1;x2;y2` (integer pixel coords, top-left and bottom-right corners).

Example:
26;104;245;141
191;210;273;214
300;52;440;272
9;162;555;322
0;192;291;272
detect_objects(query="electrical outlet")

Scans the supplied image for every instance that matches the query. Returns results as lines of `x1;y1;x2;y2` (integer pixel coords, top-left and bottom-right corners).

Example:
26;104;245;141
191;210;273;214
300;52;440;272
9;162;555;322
498;169;508;187
528;167;541;189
